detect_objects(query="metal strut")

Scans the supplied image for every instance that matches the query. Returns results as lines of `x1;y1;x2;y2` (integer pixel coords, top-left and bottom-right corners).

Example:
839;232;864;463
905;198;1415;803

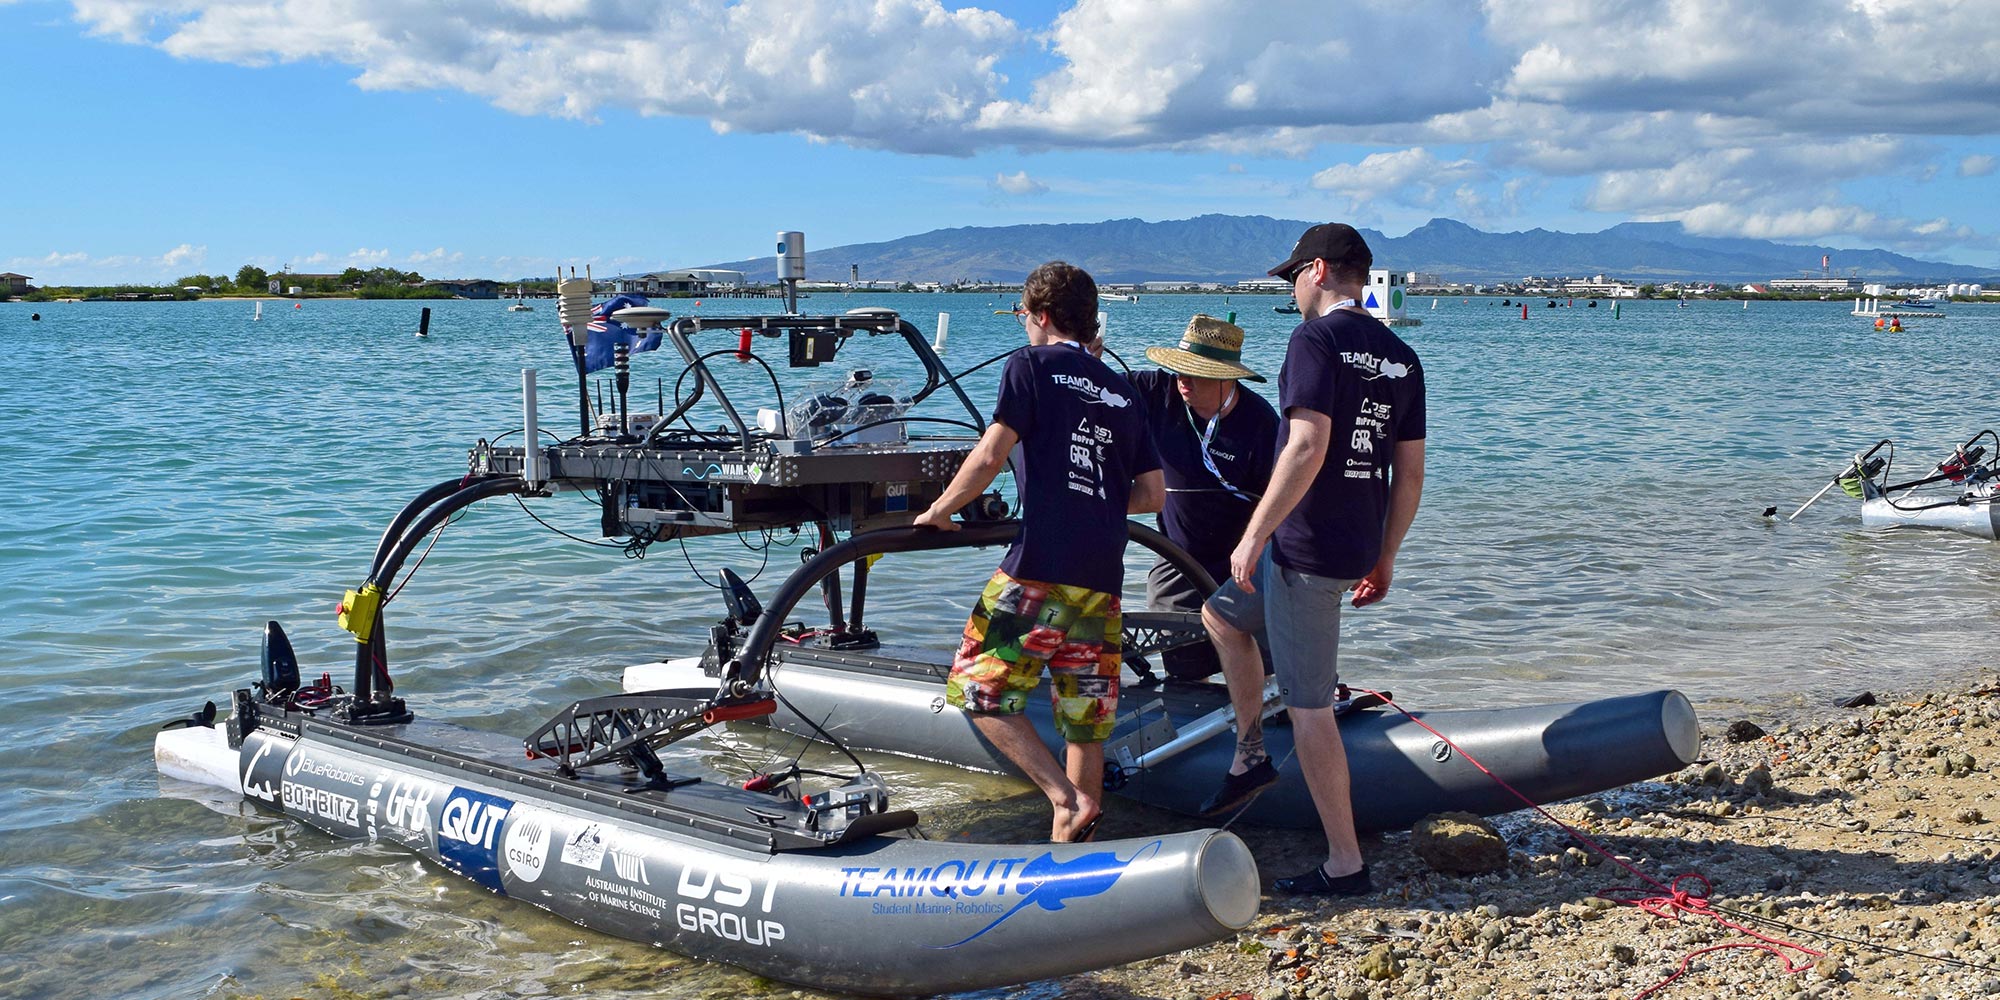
524;689;777;785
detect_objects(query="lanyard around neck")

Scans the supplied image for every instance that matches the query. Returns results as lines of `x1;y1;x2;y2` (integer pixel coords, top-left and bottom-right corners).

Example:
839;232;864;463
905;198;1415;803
1185;386;1257;503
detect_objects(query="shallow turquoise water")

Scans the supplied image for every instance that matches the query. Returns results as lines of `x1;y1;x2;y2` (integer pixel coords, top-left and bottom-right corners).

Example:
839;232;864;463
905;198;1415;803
0;294;1996;998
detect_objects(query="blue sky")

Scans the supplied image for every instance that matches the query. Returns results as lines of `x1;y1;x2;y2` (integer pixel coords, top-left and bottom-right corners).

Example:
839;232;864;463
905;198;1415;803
4;0;1997;284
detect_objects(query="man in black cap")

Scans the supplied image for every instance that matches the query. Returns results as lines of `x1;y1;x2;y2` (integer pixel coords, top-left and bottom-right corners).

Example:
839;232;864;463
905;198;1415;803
1198;223;1426;896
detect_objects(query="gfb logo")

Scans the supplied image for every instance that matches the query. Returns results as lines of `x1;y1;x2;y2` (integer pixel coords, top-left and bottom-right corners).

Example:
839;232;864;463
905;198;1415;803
503;807;553;884
677;863;783;947
382;778;433;836
435;787;515;893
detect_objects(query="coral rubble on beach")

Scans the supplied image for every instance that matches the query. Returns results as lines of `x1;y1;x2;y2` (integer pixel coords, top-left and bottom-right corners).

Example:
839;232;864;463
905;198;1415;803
1034;673;2000;1000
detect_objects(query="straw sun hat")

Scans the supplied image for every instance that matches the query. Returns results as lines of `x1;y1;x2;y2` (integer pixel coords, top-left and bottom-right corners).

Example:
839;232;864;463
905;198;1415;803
1143;314;1264;382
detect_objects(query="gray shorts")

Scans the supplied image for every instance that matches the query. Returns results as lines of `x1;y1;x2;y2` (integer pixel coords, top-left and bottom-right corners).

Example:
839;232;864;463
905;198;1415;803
1204;548;1355;710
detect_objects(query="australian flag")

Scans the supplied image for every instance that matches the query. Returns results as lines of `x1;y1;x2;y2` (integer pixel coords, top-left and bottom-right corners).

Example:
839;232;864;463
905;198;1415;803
582;293;663;374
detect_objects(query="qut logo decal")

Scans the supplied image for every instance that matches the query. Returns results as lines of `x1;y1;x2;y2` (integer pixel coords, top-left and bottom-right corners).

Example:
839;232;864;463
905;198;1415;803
435;787;514;893
933;842;1162;948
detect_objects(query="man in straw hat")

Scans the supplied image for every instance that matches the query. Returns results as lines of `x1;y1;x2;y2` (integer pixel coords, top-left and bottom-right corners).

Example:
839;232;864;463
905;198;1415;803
1130;314;1278;683
914;261;1163;843
1199;223;1426;896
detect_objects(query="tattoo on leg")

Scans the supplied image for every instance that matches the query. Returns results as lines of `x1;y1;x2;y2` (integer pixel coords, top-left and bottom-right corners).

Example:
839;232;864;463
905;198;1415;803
1235;729;1267;768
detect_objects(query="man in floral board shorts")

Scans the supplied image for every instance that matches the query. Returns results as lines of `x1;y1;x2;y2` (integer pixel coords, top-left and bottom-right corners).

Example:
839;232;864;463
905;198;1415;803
946;573;1122;742
914;260;1162;843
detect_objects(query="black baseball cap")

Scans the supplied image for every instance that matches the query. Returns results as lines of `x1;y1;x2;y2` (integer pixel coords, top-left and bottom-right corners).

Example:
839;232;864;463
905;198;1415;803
1268;222;1373;278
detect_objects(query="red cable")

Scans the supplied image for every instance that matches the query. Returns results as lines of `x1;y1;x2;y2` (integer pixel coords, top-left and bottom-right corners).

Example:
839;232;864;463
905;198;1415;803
1356;688;1823;998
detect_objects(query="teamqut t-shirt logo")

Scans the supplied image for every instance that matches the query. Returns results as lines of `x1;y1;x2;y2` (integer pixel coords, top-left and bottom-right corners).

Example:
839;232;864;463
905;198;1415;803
437;787;514;893
1339;351;1411;381
1049;373;1129;408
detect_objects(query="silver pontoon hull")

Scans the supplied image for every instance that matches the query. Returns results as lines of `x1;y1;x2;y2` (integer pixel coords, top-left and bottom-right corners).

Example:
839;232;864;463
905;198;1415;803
155;715;1257;997
1861;495;1999;539
626;651;1700;832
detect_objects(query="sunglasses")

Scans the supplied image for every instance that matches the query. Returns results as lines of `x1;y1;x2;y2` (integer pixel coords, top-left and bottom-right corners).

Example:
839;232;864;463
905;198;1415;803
1282;259;1319;284
1013;303;1034;327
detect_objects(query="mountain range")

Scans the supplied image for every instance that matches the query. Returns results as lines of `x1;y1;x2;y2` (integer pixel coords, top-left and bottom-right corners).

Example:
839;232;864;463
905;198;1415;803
700;216;1999;285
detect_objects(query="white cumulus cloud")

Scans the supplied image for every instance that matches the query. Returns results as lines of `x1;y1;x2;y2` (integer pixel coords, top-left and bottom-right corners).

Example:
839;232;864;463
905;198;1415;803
55;0;2000;255
1310;148;1486;215
990;170;1048;196
160;243;205;267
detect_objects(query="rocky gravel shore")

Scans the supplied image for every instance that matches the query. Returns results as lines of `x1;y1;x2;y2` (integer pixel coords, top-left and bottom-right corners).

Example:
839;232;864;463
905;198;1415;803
1002;673;2000;1000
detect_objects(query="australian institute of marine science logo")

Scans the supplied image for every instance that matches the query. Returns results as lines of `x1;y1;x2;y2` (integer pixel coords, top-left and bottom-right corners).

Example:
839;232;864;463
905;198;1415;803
1049;373;1130;408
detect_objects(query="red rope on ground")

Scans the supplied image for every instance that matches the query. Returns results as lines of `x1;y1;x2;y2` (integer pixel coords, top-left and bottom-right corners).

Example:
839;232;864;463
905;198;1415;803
1356;688;1823;999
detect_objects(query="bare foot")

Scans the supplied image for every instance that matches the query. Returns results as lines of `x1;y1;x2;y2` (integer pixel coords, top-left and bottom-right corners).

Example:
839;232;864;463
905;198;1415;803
1053;795;1102;843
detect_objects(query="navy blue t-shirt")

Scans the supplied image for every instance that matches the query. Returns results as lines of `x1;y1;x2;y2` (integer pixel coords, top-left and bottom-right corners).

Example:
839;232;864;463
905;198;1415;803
992;344;1161;593
1129;370;1277;584
1271;310;1426;580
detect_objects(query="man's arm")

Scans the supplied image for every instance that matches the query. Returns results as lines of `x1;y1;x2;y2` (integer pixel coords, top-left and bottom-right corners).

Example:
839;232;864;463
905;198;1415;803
1228;409;1332;592
1127;468;1164;514
913;422;1020;532
1351;438;1424;607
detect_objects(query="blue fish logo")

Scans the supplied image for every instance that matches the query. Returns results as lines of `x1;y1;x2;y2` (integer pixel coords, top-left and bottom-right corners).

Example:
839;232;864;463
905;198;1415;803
935;841;1163;948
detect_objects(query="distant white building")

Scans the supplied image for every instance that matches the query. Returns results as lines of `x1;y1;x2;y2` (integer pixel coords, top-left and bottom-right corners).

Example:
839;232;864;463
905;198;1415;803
1562;275;1641;298
615;271;709;294
1767;277;1860;293
683;269;745;287
1233;277;1291;292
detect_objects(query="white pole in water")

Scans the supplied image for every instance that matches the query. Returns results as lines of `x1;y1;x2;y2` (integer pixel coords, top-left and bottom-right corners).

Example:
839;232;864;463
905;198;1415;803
1790;454;1863;520
933;312;950;352
1097;310;1108;349
1788;476;1844;520
522;369;544;488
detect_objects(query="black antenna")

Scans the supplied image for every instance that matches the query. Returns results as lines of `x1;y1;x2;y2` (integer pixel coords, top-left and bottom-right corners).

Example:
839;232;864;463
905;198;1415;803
614;342;632;441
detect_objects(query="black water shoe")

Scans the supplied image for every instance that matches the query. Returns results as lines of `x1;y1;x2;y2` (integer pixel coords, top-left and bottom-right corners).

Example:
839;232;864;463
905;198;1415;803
1274;863;1372;897
1197;758;1279;816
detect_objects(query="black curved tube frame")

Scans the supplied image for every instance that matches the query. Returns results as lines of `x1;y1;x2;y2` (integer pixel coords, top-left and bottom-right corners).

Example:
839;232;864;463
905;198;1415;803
717;520;1215;698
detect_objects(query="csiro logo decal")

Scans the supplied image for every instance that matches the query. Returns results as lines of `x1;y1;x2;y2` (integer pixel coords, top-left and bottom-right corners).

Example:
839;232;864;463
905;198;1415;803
504;806;553;883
